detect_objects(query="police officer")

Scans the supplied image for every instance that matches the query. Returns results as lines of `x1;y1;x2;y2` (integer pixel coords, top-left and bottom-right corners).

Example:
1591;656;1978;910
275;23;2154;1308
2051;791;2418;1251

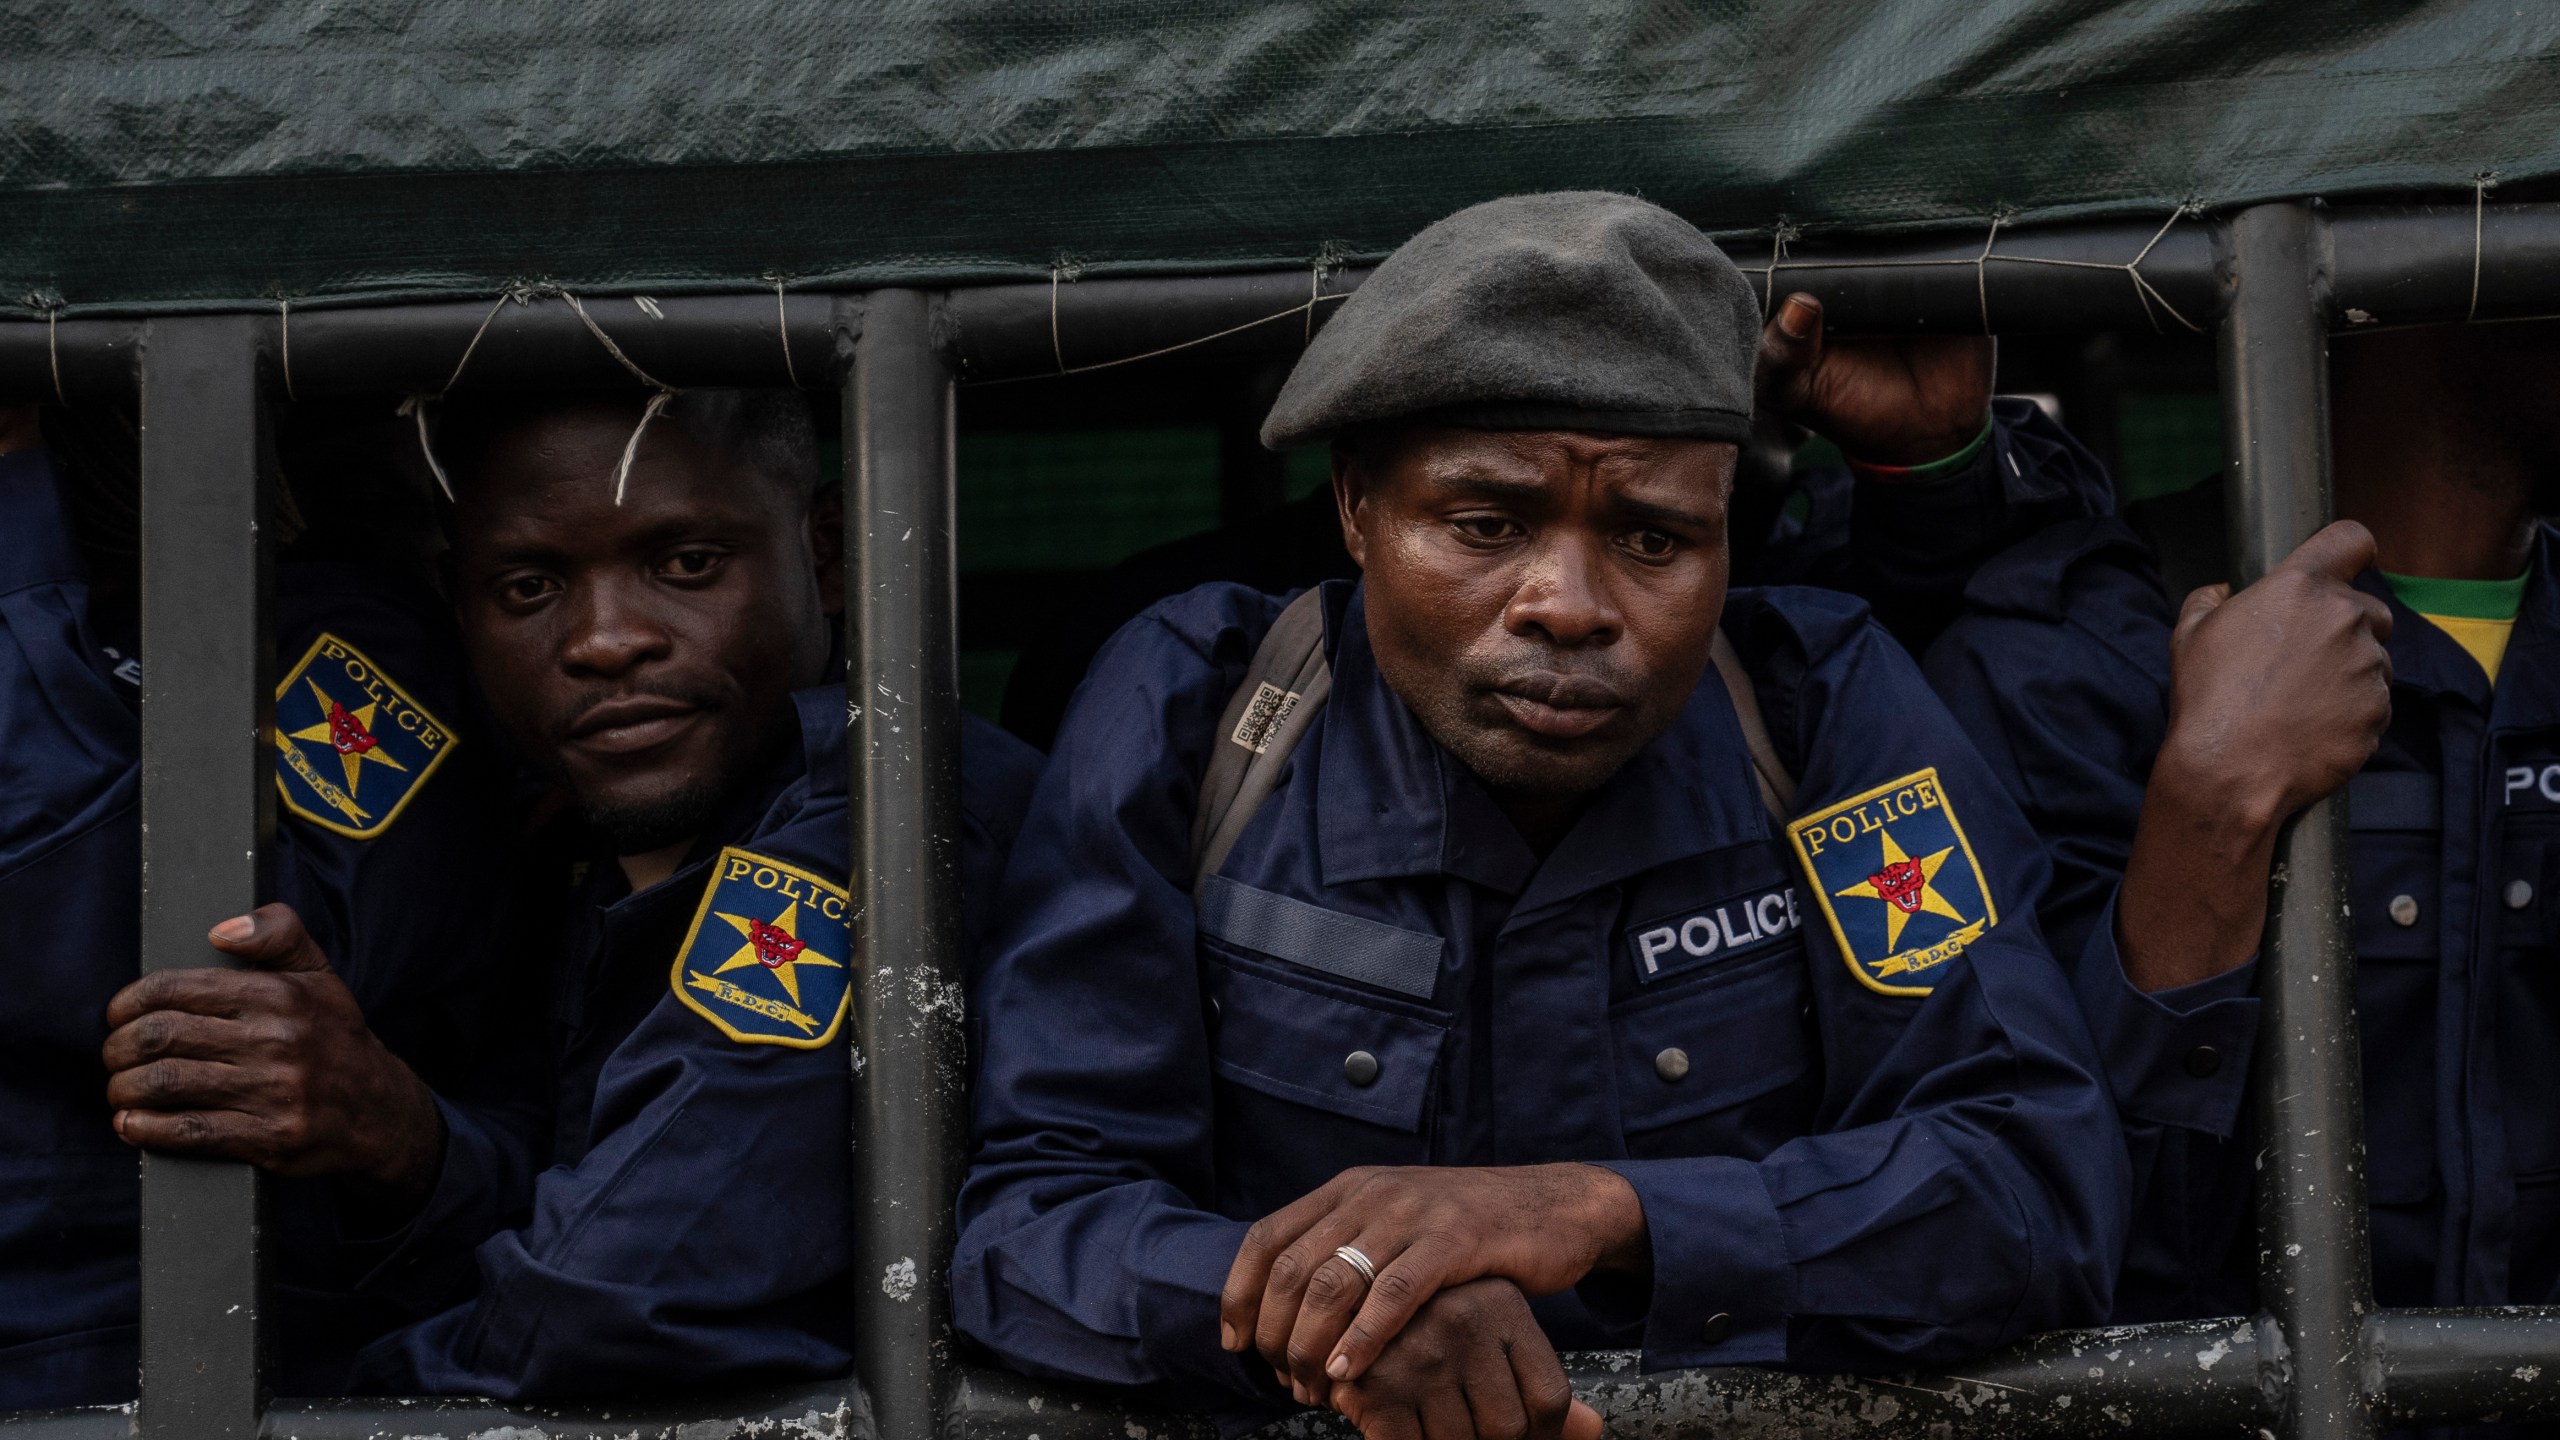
293;390;1037;1398
2;402;546;1404
1975;317;2556;1320
954;192;2129;1440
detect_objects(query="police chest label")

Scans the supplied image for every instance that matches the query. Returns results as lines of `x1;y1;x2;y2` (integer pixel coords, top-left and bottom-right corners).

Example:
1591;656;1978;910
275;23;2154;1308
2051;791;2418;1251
271;632;456;840
670;848;854;1049
1786;767;1998;997
1628;885;1801;983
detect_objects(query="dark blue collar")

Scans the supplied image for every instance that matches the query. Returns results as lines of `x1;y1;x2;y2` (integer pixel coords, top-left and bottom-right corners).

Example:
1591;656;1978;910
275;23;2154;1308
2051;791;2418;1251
2367;525;2560;733
1313;579;1769;904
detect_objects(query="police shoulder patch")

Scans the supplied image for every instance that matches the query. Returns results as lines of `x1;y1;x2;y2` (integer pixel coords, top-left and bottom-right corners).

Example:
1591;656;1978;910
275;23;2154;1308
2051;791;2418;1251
670;847;854;1049
1784;767;1997;997
272;632;457;840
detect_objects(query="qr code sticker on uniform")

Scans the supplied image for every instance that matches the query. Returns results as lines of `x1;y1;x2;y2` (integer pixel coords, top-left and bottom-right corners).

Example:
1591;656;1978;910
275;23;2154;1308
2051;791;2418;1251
1231;682;1301;754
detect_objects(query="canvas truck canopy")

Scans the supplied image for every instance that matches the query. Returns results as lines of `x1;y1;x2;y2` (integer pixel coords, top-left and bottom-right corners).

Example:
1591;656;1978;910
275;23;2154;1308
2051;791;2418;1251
2;0;2555;314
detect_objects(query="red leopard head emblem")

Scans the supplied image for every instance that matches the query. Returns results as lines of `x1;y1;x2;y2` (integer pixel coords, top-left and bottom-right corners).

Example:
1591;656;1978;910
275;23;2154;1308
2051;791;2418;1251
325;701;380;757
749;919;808;969
1867;857;1929;914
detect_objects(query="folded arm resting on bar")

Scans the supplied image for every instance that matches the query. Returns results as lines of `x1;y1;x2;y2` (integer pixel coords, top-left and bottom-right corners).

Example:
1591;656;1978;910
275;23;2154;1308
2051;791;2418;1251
953;576;2128;1429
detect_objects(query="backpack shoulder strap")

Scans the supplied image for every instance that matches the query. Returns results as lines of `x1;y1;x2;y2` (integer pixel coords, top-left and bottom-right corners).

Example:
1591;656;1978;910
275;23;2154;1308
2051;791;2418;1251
1191;588;1334;895
1189;598;1798;895
1711;628;1798;819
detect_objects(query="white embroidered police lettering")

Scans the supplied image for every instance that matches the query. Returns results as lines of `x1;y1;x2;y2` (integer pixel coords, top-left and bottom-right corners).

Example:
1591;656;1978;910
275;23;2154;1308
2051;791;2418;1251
1756;892;1788;935
1717;902;1759;949
2501;764;2560;805
1636;927;1678;974
1627;886;1801;982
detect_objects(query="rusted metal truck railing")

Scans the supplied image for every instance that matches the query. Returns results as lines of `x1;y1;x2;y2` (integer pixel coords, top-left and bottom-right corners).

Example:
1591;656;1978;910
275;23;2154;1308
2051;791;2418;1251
5;199;2559;1440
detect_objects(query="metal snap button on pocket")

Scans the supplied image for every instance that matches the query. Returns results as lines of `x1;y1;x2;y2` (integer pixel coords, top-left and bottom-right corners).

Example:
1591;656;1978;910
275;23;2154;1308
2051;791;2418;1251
1343;1050;1381;1087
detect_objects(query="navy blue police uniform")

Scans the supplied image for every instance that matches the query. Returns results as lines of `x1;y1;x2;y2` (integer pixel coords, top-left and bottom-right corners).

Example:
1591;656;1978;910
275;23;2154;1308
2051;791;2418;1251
1925;515;2267;1320
1968;522;2560;1318
954;576;2129;1425
352;692;1041;1400
0;447;549;1405
1741;404;2269;1322
2355;535;2560;1311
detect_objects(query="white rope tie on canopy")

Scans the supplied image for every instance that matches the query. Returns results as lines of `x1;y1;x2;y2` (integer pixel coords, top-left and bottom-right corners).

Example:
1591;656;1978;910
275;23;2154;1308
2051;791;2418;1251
980;254;1348;389
405;285;686;505
1741;204;2205;336
2470;172;2501;323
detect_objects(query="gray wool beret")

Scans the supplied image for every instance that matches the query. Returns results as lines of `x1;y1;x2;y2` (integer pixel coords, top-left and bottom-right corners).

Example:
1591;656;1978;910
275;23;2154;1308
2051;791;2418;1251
1261;191;1763;451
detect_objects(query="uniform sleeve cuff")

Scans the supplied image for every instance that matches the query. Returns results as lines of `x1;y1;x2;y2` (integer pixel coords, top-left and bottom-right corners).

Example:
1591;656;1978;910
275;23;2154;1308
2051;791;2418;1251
2076;894;2259;1137
1594;1157;1792;1369
350;1097;505;1314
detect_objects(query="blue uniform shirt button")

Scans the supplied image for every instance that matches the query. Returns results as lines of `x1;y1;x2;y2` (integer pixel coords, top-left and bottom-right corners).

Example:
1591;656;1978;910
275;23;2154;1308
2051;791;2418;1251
1702;1312;1733;1344
1655;1048;1691;1083
2388;894;2419;927
1344;1050;1380;1087
2509;879;2536;910
2185;1045;2222;1079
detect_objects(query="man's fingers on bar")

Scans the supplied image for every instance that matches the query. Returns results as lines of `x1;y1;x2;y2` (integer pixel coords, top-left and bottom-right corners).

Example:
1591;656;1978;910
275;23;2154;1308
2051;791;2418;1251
1753;293;1824;402
104;966;283;1028
207;902;332;974
104;1057;244;1113
1288;1235;1411;1388
1223;1180;1345;1350
1416;1381;1475;1440
2171;583;2230;649
101;1009;244;1072
1328;1237;1452;1381
1457;1336;1537;1440
112;1105;257;1155
1352;1402;1421;1440
1255;1212;1364;1368
1561;1399;1604;1440
2279;518;2378;583
1510;1321;1580;1440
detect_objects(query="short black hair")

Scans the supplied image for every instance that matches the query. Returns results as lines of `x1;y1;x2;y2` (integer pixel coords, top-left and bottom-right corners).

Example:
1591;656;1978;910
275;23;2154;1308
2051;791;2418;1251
434;389;821;501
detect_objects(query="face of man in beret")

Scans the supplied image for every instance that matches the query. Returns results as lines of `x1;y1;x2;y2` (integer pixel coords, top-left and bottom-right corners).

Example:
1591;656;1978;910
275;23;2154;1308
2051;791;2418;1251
1334;424;1737;846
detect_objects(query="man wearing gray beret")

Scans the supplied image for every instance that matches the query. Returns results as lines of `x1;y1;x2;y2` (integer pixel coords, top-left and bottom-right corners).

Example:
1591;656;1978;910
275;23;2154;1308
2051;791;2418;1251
958;193;2127;1440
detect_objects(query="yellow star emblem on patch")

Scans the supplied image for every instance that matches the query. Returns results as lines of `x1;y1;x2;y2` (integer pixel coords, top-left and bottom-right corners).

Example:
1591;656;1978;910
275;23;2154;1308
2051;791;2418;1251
1831;828;1966;952
709;901;844;1008
280;677;410;811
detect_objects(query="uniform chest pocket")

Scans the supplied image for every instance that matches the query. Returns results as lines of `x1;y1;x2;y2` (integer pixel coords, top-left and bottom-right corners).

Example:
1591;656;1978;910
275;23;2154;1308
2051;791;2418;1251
2349;772;2440;961
2494;817;2560;1181
1610;945;1817;1143
2497;817;2560;952
1200;946;1450;1134
2348;771;2441;1206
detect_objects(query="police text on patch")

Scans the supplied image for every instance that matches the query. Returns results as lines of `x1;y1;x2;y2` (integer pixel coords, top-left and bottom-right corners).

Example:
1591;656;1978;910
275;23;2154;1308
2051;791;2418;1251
1630;886;1800;983
1786;767;1998;998
271;632;457;840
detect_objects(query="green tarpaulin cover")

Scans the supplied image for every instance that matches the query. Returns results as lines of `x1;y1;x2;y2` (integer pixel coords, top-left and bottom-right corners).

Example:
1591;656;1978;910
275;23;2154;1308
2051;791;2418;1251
3;1;2553;312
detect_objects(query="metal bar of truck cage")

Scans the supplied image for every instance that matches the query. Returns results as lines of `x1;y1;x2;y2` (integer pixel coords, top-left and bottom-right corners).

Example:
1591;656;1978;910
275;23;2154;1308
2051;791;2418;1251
4;205;2560;404
137;315;274;1439
2219;202;2375;1440
846;289;968;1440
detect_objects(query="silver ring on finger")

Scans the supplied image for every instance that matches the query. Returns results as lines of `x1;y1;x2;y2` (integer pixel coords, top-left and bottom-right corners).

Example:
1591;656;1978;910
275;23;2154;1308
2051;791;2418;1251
1333;1244;1378;1286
